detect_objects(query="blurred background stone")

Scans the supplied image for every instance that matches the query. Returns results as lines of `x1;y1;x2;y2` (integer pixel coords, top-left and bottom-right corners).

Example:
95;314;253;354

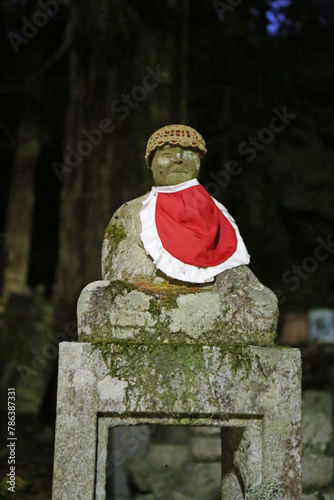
302;391;334;497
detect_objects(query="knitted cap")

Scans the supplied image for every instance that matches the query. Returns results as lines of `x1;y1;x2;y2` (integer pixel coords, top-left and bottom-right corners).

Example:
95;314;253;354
145;124;207;168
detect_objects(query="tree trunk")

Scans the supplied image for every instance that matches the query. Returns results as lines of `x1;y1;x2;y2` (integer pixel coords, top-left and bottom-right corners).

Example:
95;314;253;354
52;0;177;330
2;86;41;301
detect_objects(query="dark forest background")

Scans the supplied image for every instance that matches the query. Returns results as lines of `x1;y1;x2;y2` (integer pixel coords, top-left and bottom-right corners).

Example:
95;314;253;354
0;0;334;497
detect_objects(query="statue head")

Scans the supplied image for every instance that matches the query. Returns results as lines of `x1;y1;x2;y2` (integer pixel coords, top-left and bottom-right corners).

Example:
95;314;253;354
145;125;207;186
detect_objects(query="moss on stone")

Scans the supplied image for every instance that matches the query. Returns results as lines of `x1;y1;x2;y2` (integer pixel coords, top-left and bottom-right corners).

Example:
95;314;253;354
88;341;254;382
79;303;274;347
124;296;178;339
133;280;211;299
104;222;127;253
199;317;275;348
218;344;253;376
148;295;178;316
85;341;258;415
148;299;162;317
107;279;136;297
245;481;282;499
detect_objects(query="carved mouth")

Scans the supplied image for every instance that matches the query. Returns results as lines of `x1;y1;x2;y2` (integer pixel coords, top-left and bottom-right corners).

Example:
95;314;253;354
170;169;187;174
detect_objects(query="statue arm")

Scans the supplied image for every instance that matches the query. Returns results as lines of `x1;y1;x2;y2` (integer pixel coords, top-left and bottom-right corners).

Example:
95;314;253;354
101;194;154;281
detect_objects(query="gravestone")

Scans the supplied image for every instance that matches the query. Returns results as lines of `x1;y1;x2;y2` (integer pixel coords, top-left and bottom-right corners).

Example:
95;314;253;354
53;125;302;499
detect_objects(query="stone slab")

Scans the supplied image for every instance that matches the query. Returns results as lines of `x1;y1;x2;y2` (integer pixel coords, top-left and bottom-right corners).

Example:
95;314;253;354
77;266;278;346
302;391;333;454
52;342;302;499
302;455;334;488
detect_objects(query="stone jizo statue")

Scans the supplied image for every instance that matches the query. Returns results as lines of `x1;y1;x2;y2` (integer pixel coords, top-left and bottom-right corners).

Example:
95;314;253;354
79;124;278;344
53;125;302;500
54;128;301;500
103;124;249;285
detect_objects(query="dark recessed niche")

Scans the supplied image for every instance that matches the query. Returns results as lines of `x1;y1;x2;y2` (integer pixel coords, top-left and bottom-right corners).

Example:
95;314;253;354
104;424;223;500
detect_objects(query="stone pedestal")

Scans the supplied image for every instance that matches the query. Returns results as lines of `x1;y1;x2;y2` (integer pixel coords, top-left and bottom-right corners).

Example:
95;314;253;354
77;266;278;346
53;262;302;499
53;341;302;499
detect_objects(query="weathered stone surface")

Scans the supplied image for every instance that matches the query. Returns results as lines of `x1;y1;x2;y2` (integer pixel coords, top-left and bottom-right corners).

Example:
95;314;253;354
147;444;190;467
53;342;302;500
302;410;333;454
189;436;221;461
77;266;278;345
130;443;190;492
101;195;157;282
191;426;221;436
129;444;222;500
302;391;333;454
301;390;334;494
129;450;221;500
169;463;221;500
214;265;278;344
88;195;280;346
302;455;334;488
221;423;264;499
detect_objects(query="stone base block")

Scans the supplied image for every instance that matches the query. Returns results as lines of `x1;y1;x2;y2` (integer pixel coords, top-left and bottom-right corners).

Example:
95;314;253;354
52;342;302;500
77;268;278;345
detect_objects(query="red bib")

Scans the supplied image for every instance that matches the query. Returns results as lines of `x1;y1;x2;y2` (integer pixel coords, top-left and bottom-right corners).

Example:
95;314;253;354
155;184;237;267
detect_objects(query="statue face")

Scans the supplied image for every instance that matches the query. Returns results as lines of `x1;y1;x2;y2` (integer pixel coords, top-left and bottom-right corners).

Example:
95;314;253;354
151;145;201;186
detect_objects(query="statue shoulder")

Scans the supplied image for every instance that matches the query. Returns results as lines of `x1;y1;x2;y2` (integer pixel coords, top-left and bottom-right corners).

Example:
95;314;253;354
102;192;149;256
110;193;149;226
102;191;158;281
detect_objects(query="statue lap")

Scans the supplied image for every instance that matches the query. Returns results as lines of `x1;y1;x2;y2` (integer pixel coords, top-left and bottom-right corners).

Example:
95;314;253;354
77;195;278;346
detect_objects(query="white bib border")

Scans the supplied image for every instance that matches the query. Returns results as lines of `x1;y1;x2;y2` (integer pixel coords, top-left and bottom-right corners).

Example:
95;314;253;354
140;181;250;284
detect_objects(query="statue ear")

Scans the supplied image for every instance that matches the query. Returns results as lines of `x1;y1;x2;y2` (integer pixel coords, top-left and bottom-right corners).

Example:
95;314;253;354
148;150;155;169
147;148;161;169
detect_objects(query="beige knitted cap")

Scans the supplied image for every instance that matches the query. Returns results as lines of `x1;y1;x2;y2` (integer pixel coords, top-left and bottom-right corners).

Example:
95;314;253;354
145;124;207;168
